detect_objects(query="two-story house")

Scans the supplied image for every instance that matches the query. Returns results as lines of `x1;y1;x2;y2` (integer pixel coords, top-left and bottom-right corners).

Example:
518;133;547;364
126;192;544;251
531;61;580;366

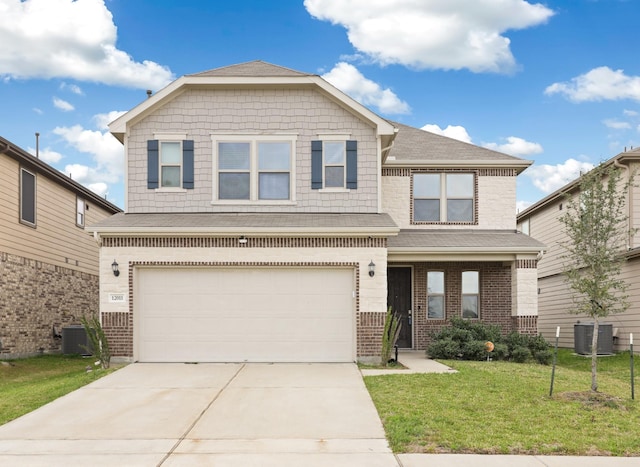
0;137;121;358
88;61;544;363
517;148;640;351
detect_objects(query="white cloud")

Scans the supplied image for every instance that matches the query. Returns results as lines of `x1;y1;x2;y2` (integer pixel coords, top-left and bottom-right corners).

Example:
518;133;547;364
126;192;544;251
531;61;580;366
94;110;127;131
0;0;174;90
322;62;410;114
623;109;639;117
305;0;554;73
60;82;83;95
31;147;64;164
603;118;631;130
87;182;108;197
53;97;74;111
53;122;123;185
32;107;43;115
524;158;594;193
545;67;640;102
483;136;543;156
421;124;472;143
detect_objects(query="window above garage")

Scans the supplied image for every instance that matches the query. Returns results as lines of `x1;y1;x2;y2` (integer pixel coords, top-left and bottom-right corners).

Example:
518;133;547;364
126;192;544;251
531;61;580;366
212;134;297;204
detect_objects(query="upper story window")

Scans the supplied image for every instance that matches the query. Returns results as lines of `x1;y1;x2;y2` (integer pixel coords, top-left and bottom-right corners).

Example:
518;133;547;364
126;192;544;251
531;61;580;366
76;197;85;227
462;271;479;319
147;137;194;190
213;135;296;203
311;137;357;190
427;271;445;319
20;168;36;227
159;142;182;188
520;218;530;235
413;173;475;223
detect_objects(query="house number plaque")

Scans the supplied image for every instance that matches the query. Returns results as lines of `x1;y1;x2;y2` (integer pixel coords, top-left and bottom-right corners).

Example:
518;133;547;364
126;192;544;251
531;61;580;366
108;293;126;303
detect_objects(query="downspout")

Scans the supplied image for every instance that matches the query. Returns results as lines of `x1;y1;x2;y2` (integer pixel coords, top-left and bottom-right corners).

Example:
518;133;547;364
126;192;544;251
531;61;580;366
613;159;633;249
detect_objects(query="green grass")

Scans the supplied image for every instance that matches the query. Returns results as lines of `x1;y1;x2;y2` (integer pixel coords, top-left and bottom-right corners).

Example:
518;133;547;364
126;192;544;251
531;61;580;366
364;349;639;455
0;354;118;426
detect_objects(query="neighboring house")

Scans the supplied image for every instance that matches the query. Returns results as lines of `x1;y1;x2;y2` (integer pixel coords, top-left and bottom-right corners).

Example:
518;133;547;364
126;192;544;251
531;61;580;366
0;137;122;358
517;148;640;352
88;60;544;363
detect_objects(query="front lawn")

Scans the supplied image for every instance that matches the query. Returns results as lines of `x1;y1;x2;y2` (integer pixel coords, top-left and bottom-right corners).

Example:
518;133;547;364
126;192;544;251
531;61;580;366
0;354;118;426
364;349;638;455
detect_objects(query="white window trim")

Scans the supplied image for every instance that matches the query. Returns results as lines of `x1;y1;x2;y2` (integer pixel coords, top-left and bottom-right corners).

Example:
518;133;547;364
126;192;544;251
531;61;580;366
461;270;480;319
316;133;352;191
153;134;187;191
413;172;475;223
76;197;85;227
427;270;445;320
211;134;297;204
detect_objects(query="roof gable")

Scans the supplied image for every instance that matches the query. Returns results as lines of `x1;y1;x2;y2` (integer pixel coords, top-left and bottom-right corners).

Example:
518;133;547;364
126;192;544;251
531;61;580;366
109;61;396;142
188;60;312;78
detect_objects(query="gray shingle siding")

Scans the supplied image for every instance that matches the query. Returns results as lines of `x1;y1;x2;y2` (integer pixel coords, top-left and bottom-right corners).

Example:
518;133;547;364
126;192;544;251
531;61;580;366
127;88;379;214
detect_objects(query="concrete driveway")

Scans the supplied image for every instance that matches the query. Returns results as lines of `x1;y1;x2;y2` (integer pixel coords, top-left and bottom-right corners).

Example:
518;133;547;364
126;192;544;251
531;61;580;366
0;363;397;466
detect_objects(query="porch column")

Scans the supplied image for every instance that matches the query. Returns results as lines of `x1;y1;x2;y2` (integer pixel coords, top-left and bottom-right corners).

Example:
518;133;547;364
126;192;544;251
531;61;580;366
511;258;539;335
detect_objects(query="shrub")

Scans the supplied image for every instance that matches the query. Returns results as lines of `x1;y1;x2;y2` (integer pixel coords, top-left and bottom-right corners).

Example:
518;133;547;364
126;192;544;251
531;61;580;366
510;346;531;363
80;315;111;369
461;340;489;361
534;349;554;365
381;306;401;366
427;338;461;359
492;342;509;360
427;320;552;365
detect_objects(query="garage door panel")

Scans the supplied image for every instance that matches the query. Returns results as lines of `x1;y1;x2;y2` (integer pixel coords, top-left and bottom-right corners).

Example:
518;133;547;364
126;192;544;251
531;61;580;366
136;267;354;362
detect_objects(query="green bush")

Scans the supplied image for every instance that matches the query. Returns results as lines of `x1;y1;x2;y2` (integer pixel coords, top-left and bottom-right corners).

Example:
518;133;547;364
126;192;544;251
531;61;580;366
492;342;509;360
510;346;531;363
461;340;489;361
427;338;461;359
427;320;552;364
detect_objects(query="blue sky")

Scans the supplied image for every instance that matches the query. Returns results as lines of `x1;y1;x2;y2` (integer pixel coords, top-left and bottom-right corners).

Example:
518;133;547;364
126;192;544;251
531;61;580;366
2;0;640;211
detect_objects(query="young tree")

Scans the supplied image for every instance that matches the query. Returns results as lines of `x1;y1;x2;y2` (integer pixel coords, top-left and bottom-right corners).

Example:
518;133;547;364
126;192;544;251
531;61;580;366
559;163;635;392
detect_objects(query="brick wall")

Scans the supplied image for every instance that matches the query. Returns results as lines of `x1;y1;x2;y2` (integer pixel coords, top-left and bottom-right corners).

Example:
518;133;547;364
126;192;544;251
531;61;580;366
0;251;98;358
397;261;513;350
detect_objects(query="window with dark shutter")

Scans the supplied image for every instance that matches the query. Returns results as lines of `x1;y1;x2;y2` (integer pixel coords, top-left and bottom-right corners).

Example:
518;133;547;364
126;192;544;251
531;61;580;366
182;140;194;189
346;140;357;189
311;140;323;189
147;140;159;189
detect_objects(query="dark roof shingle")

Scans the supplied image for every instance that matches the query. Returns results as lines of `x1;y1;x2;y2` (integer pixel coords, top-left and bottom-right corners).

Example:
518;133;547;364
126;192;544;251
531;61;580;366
387;122;529;164
188;60;312;78
388;229;545;251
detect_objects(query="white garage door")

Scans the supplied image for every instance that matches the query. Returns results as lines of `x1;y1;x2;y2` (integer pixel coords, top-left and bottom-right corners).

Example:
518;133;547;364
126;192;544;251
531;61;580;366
136;267;355;362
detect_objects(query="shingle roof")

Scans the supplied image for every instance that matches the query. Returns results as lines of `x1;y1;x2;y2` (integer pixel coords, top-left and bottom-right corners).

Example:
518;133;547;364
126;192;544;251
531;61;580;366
388;229;546;252
0;136;121;214
88;212;399;234
188;60;312;78
387;122;530;165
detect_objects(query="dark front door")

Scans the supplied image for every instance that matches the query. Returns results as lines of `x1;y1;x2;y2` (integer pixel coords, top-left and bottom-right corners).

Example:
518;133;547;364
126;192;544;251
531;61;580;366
387;267;412;348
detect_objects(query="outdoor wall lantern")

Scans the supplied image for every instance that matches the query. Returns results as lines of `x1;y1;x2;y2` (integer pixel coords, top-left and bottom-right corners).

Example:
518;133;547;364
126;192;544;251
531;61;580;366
112;259;120;277
368;260;376;277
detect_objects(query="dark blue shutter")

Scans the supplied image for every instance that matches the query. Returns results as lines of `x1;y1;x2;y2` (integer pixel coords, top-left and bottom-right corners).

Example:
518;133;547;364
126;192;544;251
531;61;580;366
311;140;323;189
346;140;357;189
147;140;159;189
182;140;194;189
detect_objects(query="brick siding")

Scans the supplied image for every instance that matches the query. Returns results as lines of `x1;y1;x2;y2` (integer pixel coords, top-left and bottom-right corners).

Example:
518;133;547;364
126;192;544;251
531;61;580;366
0;251;98;357
395;261;514;350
